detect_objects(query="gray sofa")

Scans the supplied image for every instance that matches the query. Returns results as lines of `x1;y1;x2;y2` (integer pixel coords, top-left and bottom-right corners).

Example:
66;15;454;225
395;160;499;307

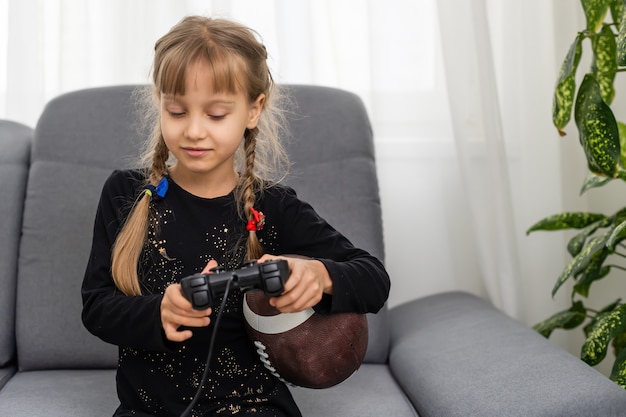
1;85;626;417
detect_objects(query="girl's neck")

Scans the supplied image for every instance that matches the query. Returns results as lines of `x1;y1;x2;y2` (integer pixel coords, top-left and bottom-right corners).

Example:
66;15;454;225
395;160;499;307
168;166;238;199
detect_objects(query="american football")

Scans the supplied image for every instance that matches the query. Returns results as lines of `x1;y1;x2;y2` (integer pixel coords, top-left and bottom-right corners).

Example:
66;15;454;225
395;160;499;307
243;290;368;389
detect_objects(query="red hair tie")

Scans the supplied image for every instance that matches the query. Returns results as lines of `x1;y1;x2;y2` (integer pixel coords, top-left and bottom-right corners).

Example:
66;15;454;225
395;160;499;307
246;207;265;232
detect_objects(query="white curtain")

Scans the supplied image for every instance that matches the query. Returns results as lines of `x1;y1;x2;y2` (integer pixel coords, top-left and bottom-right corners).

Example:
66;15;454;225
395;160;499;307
1;0;601;358
437;0;523;318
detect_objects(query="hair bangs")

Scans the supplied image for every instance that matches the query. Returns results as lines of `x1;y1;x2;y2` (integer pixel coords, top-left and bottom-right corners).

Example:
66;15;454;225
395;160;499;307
154;47;193;96
154;41;245;97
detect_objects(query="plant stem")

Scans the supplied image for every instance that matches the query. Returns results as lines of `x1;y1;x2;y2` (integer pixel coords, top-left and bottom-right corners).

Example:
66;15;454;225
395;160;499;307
607;263;626;271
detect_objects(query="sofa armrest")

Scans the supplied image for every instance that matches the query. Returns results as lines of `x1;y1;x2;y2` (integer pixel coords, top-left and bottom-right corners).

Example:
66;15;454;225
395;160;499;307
0;120;32;376
389;291;626;417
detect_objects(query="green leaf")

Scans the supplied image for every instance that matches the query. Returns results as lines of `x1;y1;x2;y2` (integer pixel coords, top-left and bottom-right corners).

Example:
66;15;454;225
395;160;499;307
553;34;583;134
591;25;617;104
582;303;626;366
573;256;610;297
552;230;613;297
612;207;626;224
618;122;626;168
568;215;614;256
582;0;610;32
610;343;626;387
585;299;623;337
527;212;606;234
533;301;587;337
616;166;626;181
567;219;606;256
574;73;621;177
610;0;624;27
581;172;612;193
607;219;626;250
617;0;626;65
613;330;626;354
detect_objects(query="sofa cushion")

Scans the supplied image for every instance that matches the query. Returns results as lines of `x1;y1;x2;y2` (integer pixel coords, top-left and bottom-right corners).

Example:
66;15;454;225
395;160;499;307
0;120;32;369
0;369;117;417
0;366;415;417
290;364;418;416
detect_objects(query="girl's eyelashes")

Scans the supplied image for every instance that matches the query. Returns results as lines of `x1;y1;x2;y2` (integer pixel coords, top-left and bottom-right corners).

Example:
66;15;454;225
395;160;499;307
163;109;226;120
163;104;185;117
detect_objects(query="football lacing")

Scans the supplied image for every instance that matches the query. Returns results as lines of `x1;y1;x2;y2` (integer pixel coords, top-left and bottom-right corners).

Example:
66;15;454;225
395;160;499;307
253;340;294;386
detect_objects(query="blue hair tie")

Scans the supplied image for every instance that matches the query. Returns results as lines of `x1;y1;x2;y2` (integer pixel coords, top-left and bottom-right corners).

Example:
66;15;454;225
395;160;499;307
144;177;169;201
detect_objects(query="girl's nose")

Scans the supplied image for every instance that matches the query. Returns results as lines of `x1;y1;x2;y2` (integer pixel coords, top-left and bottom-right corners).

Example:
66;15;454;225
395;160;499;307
184;115;208;140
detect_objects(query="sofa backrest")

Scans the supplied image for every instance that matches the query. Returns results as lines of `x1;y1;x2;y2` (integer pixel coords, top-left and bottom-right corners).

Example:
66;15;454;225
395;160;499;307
0;121;32;371
16;87;140;371
15;85;389;371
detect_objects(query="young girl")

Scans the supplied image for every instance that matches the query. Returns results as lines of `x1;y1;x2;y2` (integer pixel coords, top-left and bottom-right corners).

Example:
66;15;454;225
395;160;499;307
81;16;390;417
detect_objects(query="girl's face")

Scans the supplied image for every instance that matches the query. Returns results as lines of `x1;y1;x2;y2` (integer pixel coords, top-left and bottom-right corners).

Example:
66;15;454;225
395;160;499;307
159;59;264;196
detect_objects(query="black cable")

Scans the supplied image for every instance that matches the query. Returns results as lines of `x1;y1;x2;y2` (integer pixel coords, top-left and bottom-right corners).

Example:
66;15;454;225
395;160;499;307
179;277;234;417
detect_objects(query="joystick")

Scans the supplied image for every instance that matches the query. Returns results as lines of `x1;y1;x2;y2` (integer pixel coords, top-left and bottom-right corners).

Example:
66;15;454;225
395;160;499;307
180;260;289;310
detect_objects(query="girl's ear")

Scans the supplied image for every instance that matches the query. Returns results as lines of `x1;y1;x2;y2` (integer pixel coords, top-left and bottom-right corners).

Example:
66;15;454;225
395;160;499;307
246;93;265;129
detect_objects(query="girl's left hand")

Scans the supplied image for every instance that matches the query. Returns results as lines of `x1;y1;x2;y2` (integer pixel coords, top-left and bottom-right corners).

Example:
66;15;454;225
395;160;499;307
257;254;333;313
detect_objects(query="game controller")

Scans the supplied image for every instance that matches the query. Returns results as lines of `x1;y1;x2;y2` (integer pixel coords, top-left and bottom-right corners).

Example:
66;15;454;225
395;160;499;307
180;260;289;310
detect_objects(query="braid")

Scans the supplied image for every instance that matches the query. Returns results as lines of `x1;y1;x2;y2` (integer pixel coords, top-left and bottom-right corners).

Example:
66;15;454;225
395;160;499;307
241;127;264;260
111;136;170;296
149;136;170;183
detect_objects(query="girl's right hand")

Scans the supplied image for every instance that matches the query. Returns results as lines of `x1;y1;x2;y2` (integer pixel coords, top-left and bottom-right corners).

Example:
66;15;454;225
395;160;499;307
160;260;217;342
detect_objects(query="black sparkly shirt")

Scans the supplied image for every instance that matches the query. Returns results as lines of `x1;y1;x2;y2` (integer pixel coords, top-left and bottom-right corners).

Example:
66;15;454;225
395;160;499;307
81;169;390;417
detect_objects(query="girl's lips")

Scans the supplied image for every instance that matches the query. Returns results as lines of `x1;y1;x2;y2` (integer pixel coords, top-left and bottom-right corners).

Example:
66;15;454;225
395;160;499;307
182;147;211;157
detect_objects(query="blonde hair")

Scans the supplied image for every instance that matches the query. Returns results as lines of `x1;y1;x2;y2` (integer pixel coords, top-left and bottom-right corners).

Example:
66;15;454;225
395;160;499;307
111;16;289;295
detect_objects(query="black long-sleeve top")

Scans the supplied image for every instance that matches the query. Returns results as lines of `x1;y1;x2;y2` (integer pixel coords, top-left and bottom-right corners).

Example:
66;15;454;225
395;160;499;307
81;169;390;417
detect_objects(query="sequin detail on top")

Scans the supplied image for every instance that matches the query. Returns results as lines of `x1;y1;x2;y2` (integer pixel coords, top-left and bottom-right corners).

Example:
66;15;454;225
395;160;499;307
141;206;183;292
119;344;280;416
109;177;303;416
258;225;279;253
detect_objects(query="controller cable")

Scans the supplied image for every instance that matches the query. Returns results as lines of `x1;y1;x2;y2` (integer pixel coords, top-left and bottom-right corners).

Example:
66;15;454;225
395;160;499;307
179;276;234;417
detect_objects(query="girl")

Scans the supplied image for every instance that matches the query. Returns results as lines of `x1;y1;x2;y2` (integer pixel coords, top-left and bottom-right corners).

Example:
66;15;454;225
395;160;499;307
81;16;390;417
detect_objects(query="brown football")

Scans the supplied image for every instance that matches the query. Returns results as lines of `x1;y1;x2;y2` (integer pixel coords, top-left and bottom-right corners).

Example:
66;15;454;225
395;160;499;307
243;290;368;389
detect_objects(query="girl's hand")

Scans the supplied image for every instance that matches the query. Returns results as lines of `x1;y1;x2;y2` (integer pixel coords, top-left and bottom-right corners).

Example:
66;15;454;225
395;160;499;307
257;254;333;313
160;260;217;342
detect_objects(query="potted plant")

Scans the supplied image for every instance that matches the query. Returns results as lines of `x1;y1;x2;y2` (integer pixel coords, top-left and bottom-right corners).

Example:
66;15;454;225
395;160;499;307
527;0;626;387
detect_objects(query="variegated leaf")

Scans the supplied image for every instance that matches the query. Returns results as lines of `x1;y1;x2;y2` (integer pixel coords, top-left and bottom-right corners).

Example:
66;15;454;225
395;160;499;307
585;299;623;337
553;34;583;133
552;230;613;297
618;122;626;168
581;172;612;194
591;24;617;104
613;331;626;353
607;219;626;250
616;167;626;181
617;0;626;65
527;212;606;234
582;303;626;366
610;0;624;26
567;218;611;256
610;343;626;387
533;301;587;337
574;73;621;177
573;258;610;297
582;0;610;32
